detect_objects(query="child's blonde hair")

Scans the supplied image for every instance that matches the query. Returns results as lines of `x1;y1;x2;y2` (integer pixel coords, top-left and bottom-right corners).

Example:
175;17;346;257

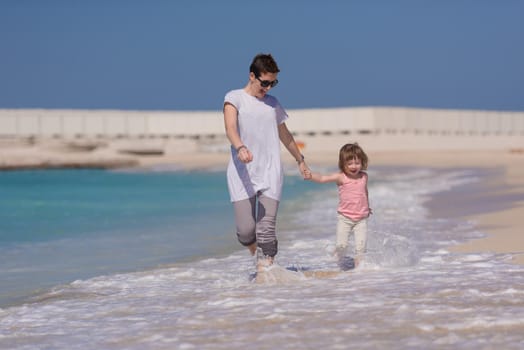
338;143;368;175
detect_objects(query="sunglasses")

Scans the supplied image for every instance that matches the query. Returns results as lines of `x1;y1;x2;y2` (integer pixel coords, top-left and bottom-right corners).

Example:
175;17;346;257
256;76;279;88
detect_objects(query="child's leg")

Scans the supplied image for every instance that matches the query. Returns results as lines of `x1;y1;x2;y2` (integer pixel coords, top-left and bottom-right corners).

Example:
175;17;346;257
353;218;368;266
335;213;353;258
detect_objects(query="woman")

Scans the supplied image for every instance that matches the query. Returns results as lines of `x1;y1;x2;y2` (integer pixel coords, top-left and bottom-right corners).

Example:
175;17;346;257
223;53;309;271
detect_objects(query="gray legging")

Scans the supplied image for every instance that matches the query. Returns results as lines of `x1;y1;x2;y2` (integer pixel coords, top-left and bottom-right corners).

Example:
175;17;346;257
233;193;279;257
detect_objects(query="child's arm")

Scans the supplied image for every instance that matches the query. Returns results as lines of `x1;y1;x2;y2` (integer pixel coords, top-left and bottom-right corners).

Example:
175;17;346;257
306;171;342;184
364;173;372;215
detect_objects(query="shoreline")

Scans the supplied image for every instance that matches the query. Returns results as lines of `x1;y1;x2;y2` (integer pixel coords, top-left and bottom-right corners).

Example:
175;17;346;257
365;150;524;265
291;149;524;265
1;140;523;265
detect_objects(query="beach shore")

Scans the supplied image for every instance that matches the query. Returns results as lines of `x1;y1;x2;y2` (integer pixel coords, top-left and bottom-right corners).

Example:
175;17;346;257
307;149;524;265
1;136;523;265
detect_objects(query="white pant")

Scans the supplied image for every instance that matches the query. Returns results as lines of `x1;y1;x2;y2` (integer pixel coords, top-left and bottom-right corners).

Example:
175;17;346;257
336;213;368;257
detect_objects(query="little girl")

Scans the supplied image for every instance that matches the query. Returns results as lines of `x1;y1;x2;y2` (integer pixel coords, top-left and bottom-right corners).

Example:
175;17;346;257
304;143;371;268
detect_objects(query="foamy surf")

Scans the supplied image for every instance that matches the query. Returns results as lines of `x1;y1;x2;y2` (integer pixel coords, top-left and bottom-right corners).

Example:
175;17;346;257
1;168;523;349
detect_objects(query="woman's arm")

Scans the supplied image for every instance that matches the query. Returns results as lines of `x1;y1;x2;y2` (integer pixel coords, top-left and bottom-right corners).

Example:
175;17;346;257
278;122;303;163
278;122;309;177
223;102;252;163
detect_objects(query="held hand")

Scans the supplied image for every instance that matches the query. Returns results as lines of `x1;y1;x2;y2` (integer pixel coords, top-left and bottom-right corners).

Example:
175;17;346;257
304;170;312;180
299;161;311;180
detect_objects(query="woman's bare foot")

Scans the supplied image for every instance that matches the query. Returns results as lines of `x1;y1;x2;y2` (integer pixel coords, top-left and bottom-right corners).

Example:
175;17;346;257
248;243;257;256
256;247;274;272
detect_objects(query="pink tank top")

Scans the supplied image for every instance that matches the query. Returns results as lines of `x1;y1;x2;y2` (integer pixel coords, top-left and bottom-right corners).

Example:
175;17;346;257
337;171;369;221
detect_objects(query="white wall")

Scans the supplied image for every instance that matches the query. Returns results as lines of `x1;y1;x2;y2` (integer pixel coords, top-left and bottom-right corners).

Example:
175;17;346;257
0;107;523;138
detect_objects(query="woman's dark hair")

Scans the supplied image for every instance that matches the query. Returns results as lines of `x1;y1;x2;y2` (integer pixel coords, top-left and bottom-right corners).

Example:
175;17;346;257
249;53;280;77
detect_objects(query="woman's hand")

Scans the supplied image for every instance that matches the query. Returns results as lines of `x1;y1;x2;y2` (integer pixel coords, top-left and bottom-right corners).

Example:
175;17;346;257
237;146;253;163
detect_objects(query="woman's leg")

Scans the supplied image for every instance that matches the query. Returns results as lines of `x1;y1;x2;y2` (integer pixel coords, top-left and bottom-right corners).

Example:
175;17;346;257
256;194;280;258
233;196;257;250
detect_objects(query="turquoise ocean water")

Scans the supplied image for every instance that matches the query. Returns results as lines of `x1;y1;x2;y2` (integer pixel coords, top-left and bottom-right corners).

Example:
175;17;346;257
0;168;318;307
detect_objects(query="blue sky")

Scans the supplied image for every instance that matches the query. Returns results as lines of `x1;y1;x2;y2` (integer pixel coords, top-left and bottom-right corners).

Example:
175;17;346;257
1;1;523;111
